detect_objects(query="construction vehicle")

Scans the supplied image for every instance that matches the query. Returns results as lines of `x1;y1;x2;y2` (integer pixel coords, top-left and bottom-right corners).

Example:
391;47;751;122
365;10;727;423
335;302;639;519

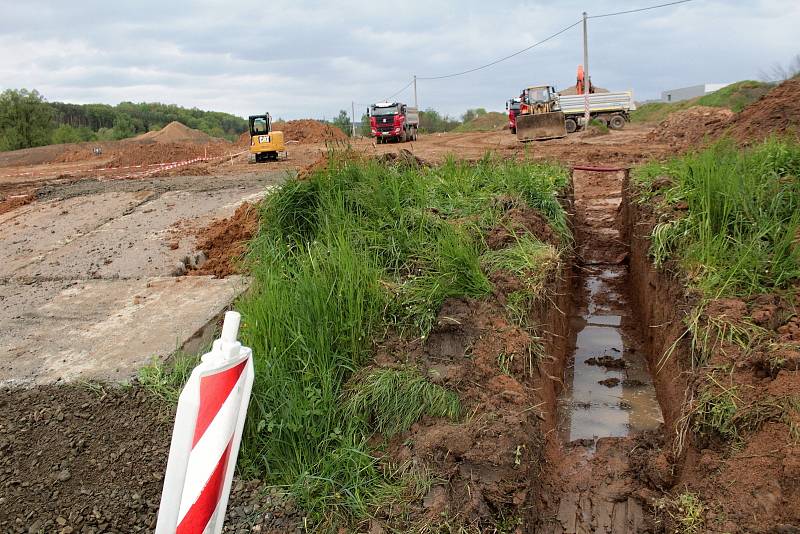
515;85;568;141
515;68;636;141
248;113;286;162
368;102;419;143
506;97;521;134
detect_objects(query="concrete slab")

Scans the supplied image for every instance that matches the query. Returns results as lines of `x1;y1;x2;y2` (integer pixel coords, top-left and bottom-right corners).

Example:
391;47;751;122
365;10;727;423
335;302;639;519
0;191;151;277
0;275;249;385
16;188;266;280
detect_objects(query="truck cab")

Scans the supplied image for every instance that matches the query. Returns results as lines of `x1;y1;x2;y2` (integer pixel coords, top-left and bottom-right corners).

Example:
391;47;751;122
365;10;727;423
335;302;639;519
248;113;286;162
369;101;419;144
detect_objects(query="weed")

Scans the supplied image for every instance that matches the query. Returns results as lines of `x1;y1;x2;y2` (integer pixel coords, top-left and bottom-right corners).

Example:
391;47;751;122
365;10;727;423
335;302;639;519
345;367;461;437
137;350;203;403
655;491;706;534
635;137;800;298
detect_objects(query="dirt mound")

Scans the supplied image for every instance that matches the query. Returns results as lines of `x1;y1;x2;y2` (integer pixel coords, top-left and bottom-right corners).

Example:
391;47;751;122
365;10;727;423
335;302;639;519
107;141;230;168
190;202;259;277
720;77;800;143
236;130;251;147
646;106;734;148
272;119;348;143
133;121;218;144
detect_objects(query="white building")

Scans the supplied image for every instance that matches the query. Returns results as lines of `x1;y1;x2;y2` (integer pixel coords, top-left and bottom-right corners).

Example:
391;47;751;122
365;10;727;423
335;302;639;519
661;83;730;103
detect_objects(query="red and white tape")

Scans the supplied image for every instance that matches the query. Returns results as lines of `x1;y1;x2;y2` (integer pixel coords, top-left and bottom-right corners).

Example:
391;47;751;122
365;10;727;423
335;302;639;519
156;311;254;534
0;150;246;180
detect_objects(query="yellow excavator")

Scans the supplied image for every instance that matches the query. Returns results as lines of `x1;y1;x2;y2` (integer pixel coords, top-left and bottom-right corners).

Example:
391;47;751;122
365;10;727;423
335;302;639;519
515;85;567;142
248;113;286;162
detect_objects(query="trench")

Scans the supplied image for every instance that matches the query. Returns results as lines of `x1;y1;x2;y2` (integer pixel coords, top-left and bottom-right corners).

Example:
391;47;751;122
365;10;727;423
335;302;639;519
533;168;670;534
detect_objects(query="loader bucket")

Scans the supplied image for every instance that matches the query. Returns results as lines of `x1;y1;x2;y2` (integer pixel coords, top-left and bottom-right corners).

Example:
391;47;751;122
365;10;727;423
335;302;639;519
516;112;567;142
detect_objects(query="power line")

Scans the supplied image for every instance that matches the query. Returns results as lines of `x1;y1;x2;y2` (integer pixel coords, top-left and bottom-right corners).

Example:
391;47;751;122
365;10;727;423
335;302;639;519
588;0;694;19
417;19;582;80
385;79;414;100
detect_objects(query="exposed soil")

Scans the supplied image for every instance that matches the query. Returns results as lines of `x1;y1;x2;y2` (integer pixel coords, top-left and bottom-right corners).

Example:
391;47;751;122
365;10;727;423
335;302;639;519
719;77;800;143
132;121;220;144
646;106;734;149
189;202;260;278
0;384;301;533
272;119;349;143
625;177;800;533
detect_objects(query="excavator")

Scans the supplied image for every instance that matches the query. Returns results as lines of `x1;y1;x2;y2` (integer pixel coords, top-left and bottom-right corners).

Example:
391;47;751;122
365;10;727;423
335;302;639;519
248;113;286;163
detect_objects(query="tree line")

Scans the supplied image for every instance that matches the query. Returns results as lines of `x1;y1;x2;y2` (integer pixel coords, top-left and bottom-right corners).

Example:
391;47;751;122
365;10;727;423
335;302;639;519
0;88;247;151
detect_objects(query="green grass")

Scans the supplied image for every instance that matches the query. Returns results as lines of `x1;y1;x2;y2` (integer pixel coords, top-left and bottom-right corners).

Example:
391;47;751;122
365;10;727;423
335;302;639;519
137;350;203;403
633;137;800;298
230;151;569;526
345;367;461;437
632;80;774;123
655;492;706;534
453;112;509;132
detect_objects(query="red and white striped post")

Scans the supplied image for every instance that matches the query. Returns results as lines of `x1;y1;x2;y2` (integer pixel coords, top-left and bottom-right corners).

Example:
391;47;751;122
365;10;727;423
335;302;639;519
155;311;254;534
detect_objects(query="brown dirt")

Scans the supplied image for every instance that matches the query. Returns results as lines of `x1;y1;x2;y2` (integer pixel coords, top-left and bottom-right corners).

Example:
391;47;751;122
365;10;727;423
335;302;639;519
0;191;34;215
625;178;800;533
106;141;232;168
133;121;219;144
719;77;800;143
646;106;735;149
0;384;301;533
485;202;559;249
272;119;348;143
189;202;259;278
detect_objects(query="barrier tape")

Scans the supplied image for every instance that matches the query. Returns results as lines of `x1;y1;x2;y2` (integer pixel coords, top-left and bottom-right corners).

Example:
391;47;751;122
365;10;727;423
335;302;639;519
0;150;247;180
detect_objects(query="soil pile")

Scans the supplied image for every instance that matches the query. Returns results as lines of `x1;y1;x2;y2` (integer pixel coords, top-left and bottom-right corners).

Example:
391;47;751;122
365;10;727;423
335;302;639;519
107;141;230;168
190;202;259;277
133;121;218;144
236;130;251;147
272;120;348;143
719;77;800;143
646;106;734;148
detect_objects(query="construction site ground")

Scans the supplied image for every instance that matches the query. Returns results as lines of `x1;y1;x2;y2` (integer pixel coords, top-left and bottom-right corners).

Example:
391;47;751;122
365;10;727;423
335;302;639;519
7;96;799;531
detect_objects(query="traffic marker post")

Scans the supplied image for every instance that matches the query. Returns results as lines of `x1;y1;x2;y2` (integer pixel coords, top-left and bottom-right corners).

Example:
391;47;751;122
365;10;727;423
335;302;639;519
155;311;254;534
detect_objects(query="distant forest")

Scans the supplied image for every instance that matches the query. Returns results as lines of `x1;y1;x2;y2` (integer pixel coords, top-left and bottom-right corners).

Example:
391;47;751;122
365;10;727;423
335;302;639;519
0;88;247;151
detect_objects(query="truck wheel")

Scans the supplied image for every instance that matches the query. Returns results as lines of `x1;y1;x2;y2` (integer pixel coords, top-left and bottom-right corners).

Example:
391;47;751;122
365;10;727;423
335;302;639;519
413;128;418;141
510;127;516;134
609;115;626;130
565;118;578;134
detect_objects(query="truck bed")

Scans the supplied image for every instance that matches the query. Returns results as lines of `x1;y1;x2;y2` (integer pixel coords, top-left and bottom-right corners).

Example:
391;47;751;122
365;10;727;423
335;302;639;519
557;92;636;115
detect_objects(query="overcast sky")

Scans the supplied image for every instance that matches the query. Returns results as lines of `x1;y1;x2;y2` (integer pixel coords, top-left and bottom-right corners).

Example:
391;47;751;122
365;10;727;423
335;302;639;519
1;0;798;120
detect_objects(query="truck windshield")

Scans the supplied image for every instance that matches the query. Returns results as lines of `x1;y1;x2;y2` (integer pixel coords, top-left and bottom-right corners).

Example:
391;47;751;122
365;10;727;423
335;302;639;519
371;106;399;116
509;101;521;111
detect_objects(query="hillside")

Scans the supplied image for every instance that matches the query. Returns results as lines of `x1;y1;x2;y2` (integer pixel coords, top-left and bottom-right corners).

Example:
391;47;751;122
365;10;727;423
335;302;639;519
632;80;774;123
453;111;508;132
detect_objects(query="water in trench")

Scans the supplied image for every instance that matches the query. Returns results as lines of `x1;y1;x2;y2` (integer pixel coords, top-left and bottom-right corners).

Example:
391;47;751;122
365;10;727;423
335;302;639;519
557;264;663;443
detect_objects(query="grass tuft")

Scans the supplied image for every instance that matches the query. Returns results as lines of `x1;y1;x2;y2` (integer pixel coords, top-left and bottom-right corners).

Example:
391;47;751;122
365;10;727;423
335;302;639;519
345;367;461;437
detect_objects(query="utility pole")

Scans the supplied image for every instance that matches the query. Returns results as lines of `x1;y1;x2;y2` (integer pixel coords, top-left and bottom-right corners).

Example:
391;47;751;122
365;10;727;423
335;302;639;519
582;12;590;129
351;101;356;138
413;75;418;109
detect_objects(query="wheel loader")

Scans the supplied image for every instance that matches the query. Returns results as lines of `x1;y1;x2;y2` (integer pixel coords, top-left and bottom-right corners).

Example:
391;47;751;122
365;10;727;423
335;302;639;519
248;113;287;162
515;85;568;142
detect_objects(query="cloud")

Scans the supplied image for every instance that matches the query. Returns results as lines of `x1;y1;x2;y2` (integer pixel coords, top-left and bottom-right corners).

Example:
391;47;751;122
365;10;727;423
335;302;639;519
0;0;798;119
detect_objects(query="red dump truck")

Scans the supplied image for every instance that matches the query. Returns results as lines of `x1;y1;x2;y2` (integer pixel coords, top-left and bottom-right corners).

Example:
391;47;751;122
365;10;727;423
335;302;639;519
368;101;419;143
506;97;522;134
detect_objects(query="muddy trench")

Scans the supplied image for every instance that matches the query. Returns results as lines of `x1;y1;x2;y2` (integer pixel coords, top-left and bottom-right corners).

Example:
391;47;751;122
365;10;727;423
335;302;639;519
528;168;687;534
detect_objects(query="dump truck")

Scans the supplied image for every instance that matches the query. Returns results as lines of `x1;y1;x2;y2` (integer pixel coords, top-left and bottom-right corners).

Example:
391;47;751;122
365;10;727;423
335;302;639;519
515;85;636;142
368;102;419;143
506;97;521;134
248;113;286;162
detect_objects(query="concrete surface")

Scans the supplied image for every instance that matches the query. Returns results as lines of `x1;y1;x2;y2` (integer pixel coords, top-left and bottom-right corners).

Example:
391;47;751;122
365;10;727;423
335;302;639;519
0;171;285;385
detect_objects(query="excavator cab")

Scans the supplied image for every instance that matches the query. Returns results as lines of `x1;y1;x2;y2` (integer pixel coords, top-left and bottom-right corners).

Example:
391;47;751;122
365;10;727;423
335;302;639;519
516;85;567;142
248;113;286;163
